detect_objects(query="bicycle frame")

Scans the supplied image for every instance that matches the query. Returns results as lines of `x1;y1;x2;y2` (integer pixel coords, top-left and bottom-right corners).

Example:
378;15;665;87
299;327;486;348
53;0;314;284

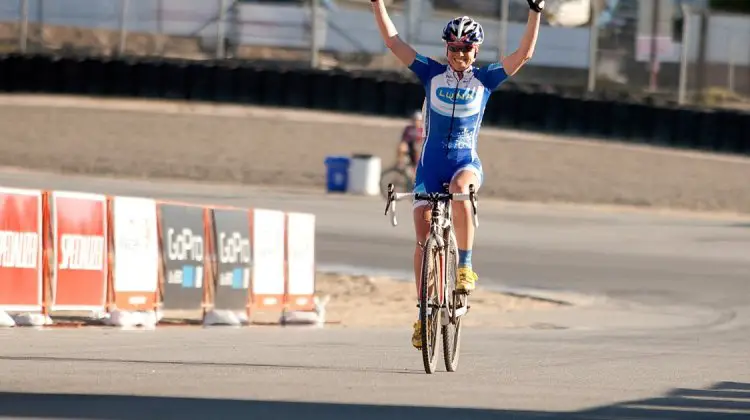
426;195;455;326
383;183;478;325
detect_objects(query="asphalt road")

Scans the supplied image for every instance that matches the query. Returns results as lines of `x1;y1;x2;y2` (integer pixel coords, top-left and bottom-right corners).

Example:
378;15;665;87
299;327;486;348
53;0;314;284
0;169;749;419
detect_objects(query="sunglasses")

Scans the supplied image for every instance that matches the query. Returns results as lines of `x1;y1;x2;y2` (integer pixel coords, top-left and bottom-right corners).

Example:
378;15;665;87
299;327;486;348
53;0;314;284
447;44;474;53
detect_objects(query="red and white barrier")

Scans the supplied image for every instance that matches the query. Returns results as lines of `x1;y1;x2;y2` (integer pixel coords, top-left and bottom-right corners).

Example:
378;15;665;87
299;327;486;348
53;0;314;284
285;212;316;311
51;191;108;311
0;187;318;328
110;196;159;311
0;187;43;313
250;208;287;311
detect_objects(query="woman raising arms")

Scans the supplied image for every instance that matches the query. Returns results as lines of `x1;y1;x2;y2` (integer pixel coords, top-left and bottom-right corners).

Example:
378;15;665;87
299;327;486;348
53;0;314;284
370;0;544;350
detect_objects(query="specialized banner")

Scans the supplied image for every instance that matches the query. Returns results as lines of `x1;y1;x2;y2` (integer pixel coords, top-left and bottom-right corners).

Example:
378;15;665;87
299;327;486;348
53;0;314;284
212;208;251;312
112;196;159;311
52;191;108;311
159;203;206;311
285;212;316;311
251;208;286;309
0;188;43;311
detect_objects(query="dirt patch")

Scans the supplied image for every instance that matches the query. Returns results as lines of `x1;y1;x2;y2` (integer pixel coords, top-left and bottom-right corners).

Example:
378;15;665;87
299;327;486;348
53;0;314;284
6;272;563;329
0;94;748;214
314;272;563;328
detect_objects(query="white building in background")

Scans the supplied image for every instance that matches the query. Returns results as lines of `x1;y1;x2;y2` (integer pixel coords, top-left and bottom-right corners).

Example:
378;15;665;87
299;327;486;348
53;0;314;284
545;0;592;27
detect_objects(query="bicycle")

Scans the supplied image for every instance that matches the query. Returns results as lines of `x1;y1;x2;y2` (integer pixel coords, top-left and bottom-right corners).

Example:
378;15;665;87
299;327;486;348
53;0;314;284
379;158;415;199
383;181;479;374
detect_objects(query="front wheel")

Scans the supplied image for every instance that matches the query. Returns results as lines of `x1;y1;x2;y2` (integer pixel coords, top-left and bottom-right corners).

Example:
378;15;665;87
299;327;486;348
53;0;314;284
419;236;441;374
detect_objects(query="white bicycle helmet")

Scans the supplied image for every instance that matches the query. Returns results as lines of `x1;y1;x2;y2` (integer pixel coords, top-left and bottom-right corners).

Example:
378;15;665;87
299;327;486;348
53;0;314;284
441;16;484;45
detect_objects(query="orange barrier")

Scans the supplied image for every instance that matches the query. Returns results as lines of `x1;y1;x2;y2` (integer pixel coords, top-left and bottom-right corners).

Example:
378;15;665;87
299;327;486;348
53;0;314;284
0;187;317;325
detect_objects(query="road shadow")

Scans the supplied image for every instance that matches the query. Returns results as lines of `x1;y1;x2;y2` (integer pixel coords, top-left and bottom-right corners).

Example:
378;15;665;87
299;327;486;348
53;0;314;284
0;355;423;375
0;381;748;420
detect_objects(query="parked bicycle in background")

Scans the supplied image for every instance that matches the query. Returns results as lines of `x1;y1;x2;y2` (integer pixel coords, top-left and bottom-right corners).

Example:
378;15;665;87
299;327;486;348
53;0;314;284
379;108;423;198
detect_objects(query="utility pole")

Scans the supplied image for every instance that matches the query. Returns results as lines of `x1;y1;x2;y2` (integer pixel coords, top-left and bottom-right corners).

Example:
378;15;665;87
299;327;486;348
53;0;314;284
648;0;660;92
587;0;600;93
695;10;708;104
310;0;320;69
19;0;28;53
117;0;129;57
678;3;691;105
216;0;227;59
498;0;510;59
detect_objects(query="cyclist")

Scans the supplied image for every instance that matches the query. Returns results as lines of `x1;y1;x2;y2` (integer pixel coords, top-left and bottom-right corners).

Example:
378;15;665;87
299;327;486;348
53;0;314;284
396;109;424;177
369;0;544;349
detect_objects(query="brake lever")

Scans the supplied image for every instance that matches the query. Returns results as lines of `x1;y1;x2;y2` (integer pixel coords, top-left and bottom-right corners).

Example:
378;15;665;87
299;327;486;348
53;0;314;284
383;183;394;216
383;183;399;226
469;184;479;228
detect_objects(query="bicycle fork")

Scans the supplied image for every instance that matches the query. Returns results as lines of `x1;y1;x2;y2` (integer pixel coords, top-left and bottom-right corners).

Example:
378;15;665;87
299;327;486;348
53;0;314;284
416;202;470;325
435;230;471;327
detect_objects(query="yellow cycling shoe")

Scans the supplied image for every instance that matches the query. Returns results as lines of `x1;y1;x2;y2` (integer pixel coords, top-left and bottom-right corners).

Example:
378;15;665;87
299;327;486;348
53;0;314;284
456;267;478;292
412;320;422;349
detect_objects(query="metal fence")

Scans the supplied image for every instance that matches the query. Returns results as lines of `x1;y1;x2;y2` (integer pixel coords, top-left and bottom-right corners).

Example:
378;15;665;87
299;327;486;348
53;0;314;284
590;0;750;108
0;0;747;109
0;0;235;60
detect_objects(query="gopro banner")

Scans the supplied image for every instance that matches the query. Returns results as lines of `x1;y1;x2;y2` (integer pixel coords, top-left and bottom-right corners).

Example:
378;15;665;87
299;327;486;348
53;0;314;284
211;208;252;312
159;204;206;311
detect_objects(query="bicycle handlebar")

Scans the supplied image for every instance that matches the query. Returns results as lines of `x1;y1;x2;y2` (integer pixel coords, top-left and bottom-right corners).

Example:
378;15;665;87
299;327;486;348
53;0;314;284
383;183;479;228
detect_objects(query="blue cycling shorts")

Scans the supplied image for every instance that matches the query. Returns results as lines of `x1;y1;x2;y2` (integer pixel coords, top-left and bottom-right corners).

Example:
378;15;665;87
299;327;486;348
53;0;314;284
412;156;483;209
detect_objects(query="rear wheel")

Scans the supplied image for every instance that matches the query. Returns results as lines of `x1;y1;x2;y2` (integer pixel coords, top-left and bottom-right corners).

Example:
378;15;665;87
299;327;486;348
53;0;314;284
419;236;441;374
442;230;462;372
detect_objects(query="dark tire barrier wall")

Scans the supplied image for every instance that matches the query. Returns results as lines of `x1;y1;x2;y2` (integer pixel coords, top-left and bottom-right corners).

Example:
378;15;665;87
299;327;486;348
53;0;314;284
1;53;747;156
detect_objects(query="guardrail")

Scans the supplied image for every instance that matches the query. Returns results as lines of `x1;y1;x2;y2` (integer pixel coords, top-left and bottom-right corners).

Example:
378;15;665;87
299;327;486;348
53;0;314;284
0;184;317;328
0;53;747;156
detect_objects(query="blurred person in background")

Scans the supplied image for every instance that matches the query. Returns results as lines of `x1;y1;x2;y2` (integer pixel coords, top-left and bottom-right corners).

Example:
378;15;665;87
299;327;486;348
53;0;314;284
370;0;544;349
396;108;424;177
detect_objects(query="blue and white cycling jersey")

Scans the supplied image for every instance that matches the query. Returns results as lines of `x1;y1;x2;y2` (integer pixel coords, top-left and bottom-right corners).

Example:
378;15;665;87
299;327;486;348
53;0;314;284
408;52;509;201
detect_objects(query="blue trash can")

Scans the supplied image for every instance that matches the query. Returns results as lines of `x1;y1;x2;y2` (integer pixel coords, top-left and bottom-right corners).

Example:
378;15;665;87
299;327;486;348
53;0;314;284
324;155;350;192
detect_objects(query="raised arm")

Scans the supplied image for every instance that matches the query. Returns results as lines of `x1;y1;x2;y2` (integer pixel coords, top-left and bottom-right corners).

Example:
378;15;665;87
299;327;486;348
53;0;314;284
370;0;417;67
501;2;543;77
